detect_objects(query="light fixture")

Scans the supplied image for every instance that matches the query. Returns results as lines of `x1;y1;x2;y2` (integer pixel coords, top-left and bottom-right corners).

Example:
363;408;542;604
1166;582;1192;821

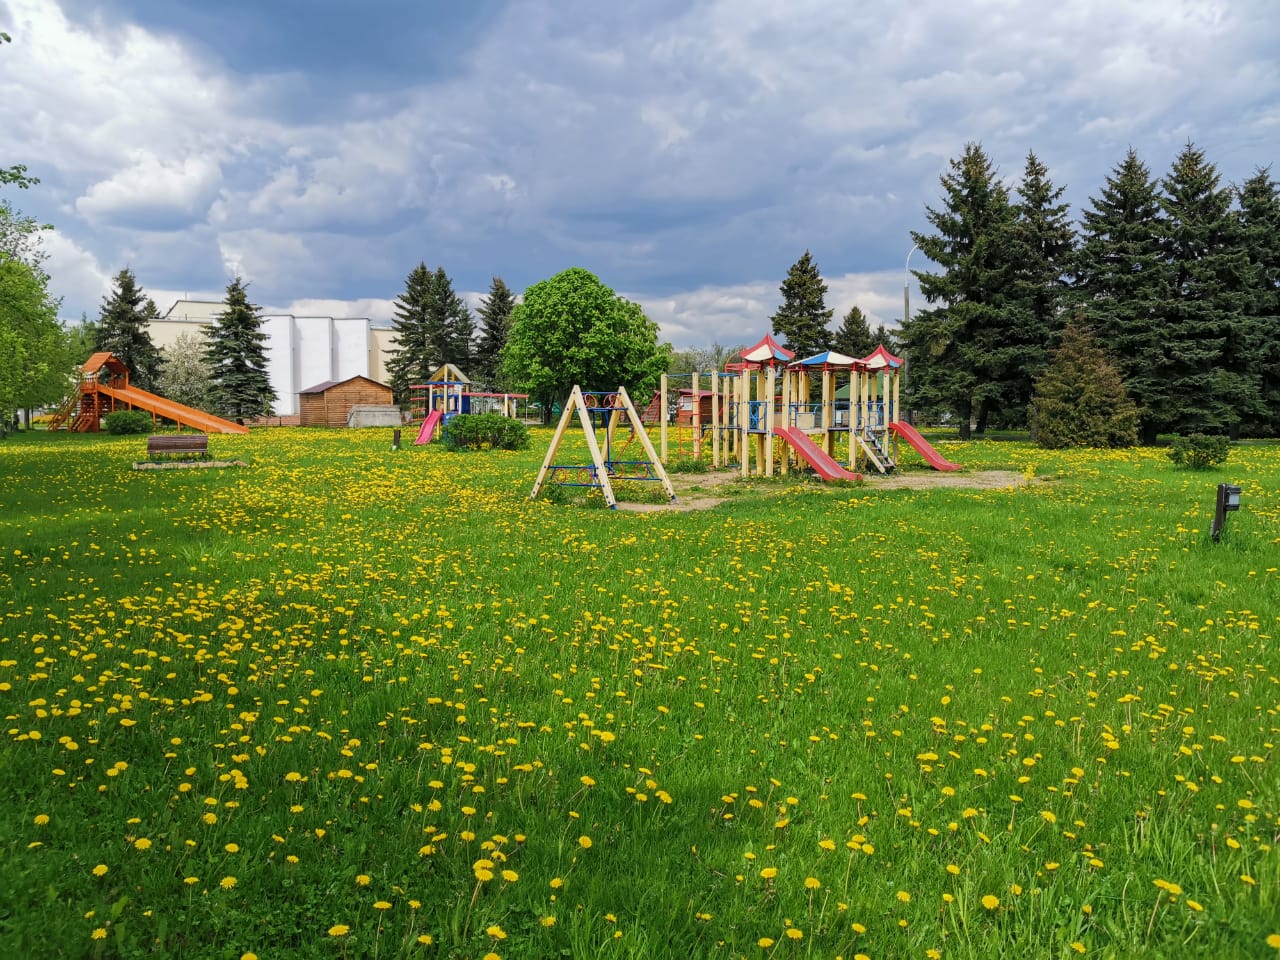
1211;483;1241;542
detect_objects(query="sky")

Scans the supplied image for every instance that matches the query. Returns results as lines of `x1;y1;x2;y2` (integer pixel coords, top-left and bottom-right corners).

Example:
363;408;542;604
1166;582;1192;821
2;0;1277;349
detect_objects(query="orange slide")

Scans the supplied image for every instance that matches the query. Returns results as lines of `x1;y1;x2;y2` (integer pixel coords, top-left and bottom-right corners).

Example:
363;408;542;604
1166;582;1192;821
773;426;862;481
96;383;249;434
889;421;960;471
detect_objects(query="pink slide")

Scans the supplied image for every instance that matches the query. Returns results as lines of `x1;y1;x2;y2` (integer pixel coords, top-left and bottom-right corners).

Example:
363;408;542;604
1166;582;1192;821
773;426;863;481
890;421;961;471
415;409;443;445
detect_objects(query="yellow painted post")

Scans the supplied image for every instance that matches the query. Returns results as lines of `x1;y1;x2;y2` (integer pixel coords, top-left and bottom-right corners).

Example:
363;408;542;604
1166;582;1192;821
822;368;833;456
659;373;668;464
692;371;701;462
892;365;902;463
779;365;791;475
711;372;721;469
765;366;776;477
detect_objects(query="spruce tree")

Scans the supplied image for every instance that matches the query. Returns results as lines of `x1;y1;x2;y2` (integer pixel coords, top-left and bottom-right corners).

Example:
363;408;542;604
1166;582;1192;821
770;251;832;357
386;263;435;402
1072;150;1169;443
1031;318;1138;449
831;305;875;357
871;324;900;354
204;277;275;421
900;143;1015;437
1160;143;1254;436
1238;167;1280;435
96;268;162;391
473;276;517;386
386;264;475;401
1003;152;1074;423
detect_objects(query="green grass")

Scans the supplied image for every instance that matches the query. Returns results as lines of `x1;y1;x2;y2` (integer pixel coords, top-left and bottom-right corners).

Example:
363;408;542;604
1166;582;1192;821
0;428;1277;959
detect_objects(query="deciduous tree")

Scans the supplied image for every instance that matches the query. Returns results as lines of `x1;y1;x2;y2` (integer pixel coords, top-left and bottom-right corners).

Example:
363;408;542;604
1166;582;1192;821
158;332;213;409
502;267;671;420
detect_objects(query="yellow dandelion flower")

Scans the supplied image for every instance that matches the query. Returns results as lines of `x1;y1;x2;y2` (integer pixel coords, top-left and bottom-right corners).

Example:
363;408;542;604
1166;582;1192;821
896;890;911;903
92;864;109;877
1070;942;1086;954
1040;810;1057;824
486;924;507;940
578;835;592;849
758;937;775;948
355;874;371;886
502;869;519;882
34;814;50;826
785;928;803;940
417;934;434;945
946;864;961;876
328;924;349;937
220;876;237;890
240;953;258;960
760;867;778;880
1266;933;1280;949
373;900;391;910
981;894;1000;910
133;838;151;851
540;916;557;927
91;928;107;940
804;877;821;890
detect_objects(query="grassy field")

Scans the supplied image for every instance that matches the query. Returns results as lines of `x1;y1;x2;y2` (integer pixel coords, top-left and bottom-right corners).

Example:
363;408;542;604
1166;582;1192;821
0;427;1277;960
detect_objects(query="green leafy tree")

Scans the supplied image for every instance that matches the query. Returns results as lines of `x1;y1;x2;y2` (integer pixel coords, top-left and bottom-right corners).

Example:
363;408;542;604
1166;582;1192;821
1158;143;1254;436
158;332;213;409
96;268;162;390
0;257;63;433
900;143;1016;437
1030;318;1138;449
473;276;517;386
770;251;832;357
204;277;275;420
831;305;875;357
1238;167;1280;435
501;267;672;421
1003;151;1075;422
1072;149;1169;444
66;315;98;362
385;263;474;401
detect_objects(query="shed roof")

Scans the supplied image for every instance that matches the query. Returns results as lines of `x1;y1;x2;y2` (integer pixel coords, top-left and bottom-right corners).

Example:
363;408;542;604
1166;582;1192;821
299;374;392;395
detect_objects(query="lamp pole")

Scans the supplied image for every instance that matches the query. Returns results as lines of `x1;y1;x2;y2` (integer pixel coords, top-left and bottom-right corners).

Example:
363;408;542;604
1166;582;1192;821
904;242;920;328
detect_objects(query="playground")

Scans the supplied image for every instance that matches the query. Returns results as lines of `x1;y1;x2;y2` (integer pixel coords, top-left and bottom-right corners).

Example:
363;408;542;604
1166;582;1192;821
0;417;1277;959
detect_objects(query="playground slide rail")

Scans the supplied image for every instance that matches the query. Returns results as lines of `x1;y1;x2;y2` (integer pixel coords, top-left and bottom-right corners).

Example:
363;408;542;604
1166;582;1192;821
889;421;961;471
415;409;443;445
772;426;862;482
95;383;249;434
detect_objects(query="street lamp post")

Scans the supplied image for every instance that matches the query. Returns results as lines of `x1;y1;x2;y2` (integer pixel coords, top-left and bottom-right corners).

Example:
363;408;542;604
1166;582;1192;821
904;242;920;328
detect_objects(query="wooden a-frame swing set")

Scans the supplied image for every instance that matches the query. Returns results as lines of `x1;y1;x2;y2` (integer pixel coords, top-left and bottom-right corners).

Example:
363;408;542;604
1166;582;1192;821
530;385;675;509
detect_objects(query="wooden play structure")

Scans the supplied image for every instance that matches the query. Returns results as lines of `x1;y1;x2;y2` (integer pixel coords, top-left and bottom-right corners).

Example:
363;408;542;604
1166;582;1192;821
409;364;533;438
645;335;958;480
530;386;675;509
48;353;248;434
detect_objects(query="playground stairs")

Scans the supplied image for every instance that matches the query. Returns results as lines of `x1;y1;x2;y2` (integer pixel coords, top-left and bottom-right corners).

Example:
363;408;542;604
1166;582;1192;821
857;433;896;474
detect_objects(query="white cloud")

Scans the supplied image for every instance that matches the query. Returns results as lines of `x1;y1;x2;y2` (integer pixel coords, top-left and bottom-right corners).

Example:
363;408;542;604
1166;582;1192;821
76;153;222;226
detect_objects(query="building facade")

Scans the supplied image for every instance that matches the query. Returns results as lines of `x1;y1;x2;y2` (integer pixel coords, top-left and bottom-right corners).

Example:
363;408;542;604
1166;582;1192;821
149;301;398;417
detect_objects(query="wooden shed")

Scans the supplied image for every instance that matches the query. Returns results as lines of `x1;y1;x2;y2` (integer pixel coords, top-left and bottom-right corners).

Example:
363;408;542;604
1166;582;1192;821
298;376;394;427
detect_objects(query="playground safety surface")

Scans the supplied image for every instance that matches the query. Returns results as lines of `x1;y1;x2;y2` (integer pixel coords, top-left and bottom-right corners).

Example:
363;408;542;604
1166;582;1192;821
615;469;1030;513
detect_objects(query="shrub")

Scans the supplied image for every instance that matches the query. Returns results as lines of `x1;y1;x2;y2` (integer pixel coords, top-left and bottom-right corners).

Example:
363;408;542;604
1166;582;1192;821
440;413;530;452
1168;434;1230;470
103;410;153;435
1031;320;1138;449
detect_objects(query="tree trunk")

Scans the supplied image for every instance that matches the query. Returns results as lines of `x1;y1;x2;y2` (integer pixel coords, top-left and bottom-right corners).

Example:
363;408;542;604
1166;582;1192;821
957;400;972;441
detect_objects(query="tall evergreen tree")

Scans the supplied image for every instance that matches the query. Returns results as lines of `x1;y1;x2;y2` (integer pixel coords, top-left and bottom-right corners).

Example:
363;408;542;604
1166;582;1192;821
900;143;1016;437
770;251;832;357
385;263;474;402
1238;167;1280;435
831;305;875;357
1003;151;1075;422
1072;149;1169;444
386;263;435;402
871;324;900;354
204;277;275;421
96;268;162;391
473;276;517;386
1159;142;1254;436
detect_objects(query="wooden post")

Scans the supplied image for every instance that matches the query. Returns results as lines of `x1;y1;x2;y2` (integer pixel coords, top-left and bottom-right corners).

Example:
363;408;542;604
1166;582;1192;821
710;372;721;469
616;386;676;501
692;371;701;462
764;365;776;477
659;373;668;463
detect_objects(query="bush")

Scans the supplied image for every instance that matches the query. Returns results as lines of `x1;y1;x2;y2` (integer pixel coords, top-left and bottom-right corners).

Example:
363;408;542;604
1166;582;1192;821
1168;433;1230;470
103;410;153;435
440;413;530;452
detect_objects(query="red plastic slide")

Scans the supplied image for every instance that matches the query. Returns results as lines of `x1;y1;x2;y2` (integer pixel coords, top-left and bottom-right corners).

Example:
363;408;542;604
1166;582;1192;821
889;421;961;471
96;383;248;434
773;426;863;481
415;409;443;445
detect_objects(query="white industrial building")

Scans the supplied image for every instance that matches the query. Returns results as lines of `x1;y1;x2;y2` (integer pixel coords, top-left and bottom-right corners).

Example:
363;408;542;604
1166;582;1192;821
148;301;398;417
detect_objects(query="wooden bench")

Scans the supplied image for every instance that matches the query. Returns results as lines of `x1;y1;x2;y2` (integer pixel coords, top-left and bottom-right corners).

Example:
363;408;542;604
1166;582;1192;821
146;434;209;459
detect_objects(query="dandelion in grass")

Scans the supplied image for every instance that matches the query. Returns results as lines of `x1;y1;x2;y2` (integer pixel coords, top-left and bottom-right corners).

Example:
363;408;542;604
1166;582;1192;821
760;867;778;880
220;876;237;890
757;937;775;948
578;835;592;849
896;891;911;903
92;864;109;877
785;928;803;940
133;838;152;851
1266;934;1280;949
33;814;49;826
1070;943;1086;954
502;869;518;882
328;924;350;937
804;877;821;890
417;934;434;945
541;916;557;927
91;928;107;940
486;924;507;939
373;900;391;910
981;895;999;910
